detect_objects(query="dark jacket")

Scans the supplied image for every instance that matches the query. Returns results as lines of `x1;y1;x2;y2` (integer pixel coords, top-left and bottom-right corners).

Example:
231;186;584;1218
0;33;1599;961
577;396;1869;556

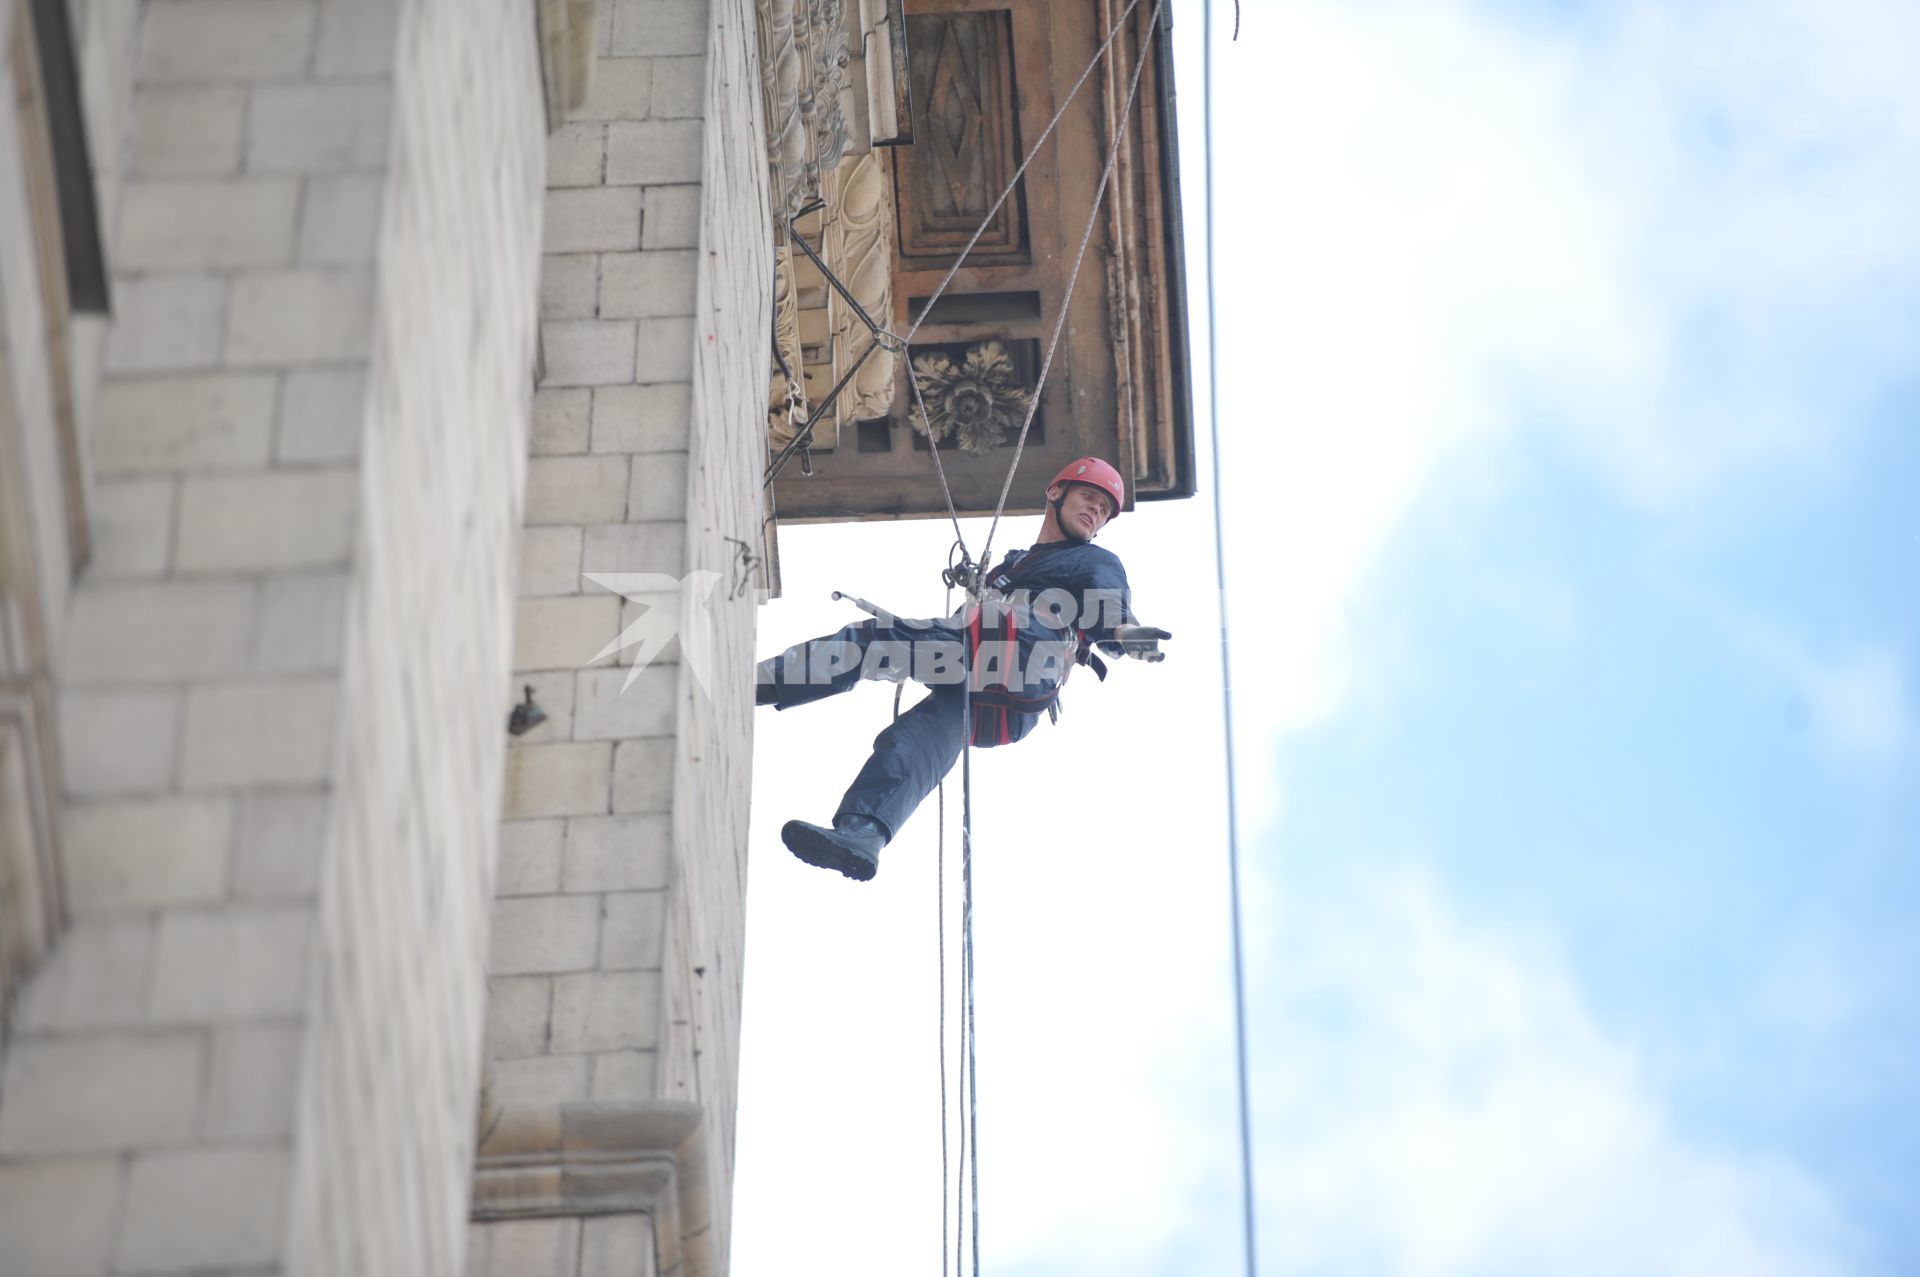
965;540;1133;741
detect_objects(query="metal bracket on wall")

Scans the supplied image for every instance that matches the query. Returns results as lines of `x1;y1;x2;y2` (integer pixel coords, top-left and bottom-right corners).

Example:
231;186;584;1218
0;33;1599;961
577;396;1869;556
763;201;907;488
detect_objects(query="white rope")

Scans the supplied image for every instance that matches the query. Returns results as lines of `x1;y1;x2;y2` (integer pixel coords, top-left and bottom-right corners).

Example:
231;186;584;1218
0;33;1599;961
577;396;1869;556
977;0;1167;569
903;8;1169;1272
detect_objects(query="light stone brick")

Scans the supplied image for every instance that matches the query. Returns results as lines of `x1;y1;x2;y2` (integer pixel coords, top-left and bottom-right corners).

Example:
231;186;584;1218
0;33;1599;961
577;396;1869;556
62;797;233;914
582;1213;655;1277
544;187;642;255
253;571;350;673
599;249;696;319
233;790;328;900
104;274;226;374
610;0;708;56
489;1054;591;1110
615;596;683;668
64;581;255;684
116;178;299;270
175;469;358;572
563;813;671;892
298;174;385;264
641;184;701;249
612;737;676;813
600;891;668;971
202;1024;301;1139
130;86;245;176
634;315;694;380
507;670;576;745
606;120;703;186
519;525;585;596
117;1148;288;1272
314;0;400;75
573;664;676;741
514;594;624;673
582;520;686;579
88;478;174;578
247;83;393;172
60;689;180;797
489;894;601;975
0;1159;121;1277
531;387;591;455
576;56;653;120
279;367;366;463
590;382;690;453
469;1218;582;1277
486;976;553;1059
225;270;374;366
138;0;316;83
95;371;278;473
540;253;598;320
0;1034;201;1155
649;56;705;118
150;907;313;1020
550;970;660;1053
524;455;629;525
179;679;338;789
17;918;157;1031
503;741;612;819
542;319;638;387
548;122;605;188
589;1050;658;1102
628;451;689;520
498;819;565;896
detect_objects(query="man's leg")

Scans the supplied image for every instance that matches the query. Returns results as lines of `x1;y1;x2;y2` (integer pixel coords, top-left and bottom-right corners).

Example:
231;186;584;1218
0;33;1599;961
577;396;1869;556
837;687;970;840
780;688;969;881
756;619;873;709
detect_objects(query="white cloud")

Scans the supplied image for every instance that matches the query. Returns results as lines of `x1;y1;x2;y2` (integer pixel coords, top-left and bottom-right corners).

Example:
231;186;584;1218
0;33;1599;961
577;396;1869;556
1203;0;1920;764
1254;867;1876;1276
1702;599;1915;766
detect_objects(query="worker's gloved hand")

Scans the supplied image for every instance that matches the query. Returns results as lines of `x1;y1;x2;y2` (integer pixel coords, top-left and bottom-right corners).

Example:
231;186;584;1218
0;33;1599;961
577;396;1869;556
1109;624;1171;662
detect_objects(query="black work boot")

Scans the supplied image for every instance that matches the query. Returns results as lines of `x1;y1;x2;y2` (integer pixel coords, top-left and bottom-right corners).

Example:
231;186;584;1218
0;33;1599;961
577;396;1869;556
780;814;888;882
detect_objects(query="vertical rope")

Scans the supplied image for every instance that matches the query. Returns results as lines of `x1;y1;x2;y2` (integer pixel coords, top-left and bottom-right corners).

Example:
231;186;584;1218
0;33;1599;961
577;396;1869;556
978;0;1167;565
1203;3;1260;1274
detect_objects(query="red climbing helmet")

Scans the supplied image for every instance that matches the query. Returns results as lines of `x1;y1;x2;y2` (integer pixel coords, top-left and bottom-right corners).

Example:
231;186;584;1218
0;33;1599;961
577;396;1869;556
1048;457;1126;518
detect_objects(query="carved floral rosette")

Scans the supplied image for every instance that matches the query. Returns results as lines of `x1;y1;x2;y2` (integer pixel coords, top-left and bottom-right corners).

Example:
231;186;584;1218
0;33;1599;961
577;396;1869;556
910;341;1031;455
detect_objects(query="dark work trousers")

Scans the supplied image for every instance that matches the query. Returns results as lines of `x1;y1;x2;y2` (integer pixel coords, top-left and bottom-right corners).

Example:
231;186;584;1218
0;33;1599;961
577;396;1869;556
759;617;1037;839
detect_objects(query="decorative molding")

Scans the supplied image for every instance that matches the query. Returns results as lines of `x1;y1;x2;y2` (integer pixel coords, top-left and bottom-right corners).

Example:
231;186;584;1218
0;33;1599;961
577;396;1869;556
804;0;852;174
756;0;853;218
894;10;1024;262
859;0;912;146
473;1100;715;1277
909;341;1030;455
767;245;808;448
821;151;897;424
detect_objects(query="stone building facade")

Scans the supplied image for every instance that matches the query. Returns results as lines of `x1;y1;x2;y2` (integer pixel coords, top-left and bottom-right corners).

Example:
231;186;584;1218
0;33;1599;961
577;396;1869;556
0;0;1190;1271
0;0;768;1273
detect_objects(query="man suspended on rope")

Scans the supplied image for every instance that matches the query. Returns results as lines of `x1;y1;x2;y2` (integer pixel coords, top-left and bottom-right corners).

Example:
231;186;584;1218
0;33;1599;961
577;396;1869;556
756;457;1171;881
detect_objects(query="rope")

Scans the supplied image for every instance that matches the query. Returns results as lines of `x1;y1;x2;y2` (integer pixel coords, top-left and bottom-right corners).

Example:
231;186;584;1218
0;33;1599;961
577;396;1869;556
914;11;1169;1274
977;0;1167;569
1203;2;1259;1273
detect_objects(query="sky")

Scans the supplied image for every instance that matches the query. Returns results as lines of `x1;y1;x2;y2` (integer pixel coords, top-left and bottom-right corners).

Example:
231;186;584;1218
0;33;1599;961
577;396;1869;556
732;0;1920;1274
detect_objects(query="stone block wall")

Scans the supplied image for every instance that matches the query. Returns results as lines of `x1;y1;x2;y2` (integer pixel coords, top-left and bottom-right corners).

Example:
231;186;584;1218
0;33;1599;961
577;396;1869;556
0;0;547;1272
472;0;769;1271
281;1;547;1273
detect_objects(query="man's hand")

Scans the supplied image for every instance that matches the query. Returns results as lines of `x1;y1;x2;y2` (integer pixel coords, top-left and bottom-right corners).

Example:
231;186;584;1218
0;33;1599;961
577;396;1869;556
1110;624;1171;663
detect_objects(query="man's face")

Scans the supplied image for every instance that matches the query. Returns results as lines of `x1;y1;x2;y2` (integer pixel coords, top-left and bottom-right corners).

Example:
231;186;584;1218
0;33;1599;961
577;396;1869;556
1052;481;1115;539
